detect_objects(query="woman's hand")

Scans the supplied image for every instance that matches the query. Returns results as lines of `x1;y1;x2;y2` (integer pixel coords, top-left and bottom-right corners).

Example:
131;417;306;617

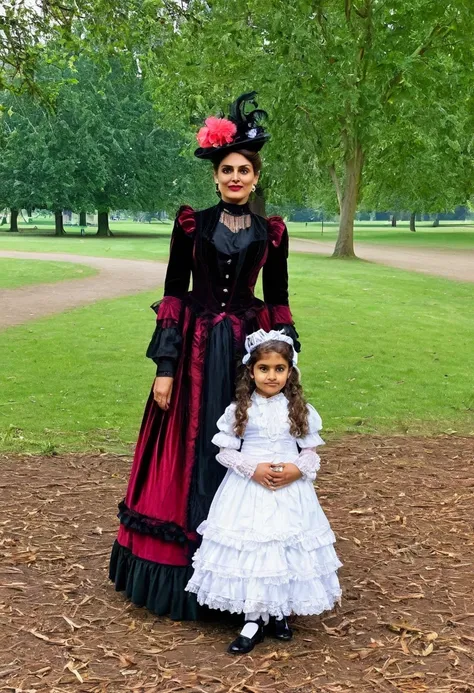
270;463;302;489
153;377;174;411
252;463;278;490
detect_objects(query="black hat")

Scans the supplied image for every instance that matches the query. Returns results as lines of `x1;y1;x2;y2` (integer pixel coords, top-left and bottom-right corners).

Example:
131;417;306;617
194;91;270;160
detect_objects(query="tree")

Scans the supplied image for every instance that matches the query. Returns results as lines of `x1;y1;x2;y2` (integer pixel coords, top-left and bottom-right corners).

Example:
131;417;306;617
149;0;474;256
0;54;215;234
0;0;155;99
66;57;213;233
363;80;473;232
0;77;97;235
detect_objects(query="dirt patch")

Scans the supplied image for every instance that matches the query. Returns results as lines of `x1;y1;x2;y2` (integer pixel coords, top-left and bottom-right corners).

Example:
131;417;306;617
290;239;474;284
0;251;166;329
1;436;473;692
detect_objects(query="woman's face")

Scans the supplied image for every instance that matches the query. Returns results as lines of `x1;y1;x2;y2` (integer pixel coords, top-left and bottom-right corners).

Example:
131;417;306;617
214;152;259;205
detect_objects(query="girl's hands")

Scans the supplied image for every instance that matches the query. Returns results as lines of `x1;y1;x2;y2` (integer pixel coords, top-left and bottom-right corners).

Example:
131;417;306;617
252;463;302;490
269;463;302;489
153;377;173;411
252;463;277;490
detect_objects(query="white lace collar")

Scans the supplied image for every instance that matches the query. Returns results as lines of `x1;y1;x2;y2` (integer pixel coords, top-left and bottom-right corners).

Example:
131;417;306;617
250;391;289;441
251;390;287;406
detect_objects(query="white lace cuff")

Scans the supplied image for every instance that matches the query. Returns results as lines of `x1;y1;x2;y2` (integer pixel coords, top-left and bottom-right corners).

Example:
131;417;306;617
216;448;258;479
295;448;320;481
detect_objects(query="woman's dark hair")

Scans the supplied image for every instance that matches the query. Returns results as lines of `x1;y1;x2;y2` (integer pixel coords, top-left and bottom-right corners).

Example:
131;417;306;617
234;340;309;438
211;148;262;174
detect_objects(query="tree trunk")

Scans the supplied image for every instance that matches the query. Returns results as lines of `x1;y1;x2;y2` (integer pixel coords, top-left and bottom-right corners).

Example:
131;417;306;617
79;210;87;227
249;184;266;216
432;214;440;227
391;214;397;227
96;210;112;236
8;208;19;232
54;210;66;236
410;212;416;232
26;207;33;219
333;144;364;258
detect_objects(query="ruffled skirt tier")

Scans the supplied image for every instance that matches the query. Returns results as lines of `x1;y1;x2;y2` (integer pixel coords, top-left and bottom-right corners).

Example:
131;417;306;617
186;470;342;619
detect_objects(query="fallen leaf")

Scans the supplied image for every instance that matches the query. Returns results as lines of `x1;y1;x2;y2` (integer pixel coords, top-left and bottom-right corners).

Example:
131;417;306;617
425;631;438;642
400;636;411;655
62;615;82;631
387;622;423;634
390;593;425;601
421;642;434;656
29;629;69;646
448;650;460;667
118;653;136;668
65;661;84;683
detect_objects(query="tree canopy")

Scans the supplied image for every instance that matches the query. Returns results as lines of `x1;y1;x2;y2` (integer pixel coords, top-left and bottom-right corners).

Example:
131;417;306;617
0;54;215;233
146;0;474;255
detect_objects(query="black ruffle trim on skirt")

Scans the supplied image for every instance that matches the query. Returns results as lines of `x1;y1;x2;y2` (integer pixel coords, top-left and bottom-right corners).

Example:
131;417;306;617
109;540;198;621
117;501;188;545
109;541;243;623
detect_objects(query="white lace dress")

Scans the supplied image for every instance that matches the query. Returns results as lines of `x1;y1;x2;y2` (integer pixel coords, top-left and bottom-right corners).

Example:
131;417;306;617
185;392;342;618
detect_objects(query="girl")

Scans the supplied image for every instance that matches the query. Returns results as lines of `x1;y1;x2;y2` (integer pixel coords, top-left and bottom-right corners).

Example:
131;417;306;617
186;330;342;654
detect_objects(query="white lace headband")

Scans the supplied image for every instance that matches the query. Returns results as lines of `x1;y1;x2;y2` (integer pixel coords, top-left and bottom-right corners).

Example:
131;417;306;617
242;329;298;366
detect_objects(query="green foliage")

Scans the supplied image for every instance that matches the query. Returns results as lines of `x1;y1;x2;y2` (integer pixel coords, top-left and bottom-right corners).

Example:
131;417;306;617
363;57;474;214
0;55;215;219
147;0;474;253
0;0;158;100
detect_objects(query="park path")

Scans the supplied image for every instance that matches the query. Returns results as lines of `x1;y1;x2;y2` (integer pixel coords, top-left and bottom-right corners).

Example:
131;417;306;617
0;251;167;329
1;241;473;330
290;237;474;283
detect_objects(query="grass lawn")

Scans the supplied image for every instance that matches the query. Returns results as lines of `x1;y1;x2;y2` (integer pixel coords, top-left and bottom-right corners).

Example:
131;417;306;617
0;224;173;262
1;220;474;260
1;254;472;454
288;221;474;249
0;258;97;289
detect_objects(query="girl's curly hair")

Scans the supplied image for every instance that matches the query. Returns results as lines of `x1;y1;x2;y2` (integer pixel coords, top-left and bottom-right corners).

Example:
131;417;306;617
234;340;309;438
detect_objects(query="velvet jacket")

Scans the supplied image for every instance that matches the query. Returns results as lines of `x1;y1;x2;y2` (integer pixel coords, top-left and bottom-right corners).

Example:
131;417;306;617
147;201;298;376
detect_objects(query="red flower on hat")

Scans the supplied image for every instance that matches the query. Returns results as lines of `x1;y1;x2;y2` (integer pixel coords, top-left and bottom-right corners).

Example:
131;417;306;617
196;117;237;148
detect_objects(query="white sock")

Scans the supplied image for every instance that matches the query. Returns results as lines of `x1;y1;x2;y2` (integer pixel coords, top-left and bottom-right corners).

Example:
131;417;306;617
240;621;259;639
241;611;270;638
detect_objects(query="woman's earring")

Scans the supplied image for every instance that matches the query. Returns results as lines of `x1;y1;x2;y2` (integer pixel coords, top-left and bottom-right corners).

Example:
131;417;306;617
251;184;257;192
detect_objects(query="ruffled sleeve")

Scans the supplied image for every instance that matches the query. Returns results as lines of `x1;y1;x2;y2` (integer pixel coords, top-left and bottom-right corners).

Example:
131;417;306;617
177;205;196;235
296;404;325;449
146;206;195;376
211;403;241;450
263;217;300;352
267;215;286;248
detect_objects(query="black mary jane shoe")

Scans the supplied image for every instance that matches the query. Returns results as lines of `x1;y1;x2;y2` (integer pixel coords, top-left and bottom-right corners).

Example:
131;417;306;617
269;616;293;641
227;620;265;655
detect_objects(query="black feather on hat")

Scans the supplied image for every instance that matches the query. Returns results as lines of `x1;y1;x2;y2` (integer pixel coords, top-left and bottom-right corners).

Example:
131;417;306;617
194;91;270;160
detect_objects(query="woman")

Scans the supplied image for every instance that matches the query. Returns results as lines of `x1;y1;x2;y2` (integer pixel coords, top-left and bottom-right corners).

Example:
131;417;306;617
109;92;301;620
